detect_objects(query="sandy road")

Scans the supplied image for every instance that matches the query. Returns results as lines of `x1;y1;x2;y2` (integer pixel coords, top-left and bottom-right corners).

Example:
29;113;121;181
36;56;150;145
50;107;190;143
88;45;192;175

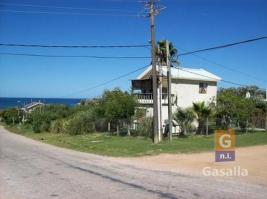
113;145;267;186
0;126;267;199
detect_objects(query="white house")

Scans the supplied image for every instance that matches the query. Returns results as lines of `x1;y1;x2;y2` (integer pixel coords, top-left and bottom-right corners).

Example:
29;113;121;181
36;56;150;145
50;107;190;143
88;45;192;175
21;101;44;113
132;65;221;133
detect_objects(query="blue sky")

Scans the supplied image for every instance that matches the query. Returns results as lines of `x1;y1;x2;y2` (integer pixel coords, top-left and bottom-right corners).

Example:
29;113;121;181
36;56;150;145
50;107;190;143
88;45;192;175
0;0;266;98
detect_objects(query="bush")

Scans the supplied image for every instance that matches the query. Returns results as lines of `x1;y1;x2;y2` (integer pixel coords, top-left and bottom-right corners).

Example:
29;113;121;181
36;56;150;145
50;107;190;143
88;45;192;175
31;112;51;133
44;104;73;120
174;107;196;136
95;118;108;132
32;119;41;133
133;117;153;137
51;119;66;133
0;108;23;125
66;111;96;135
27;105;74;133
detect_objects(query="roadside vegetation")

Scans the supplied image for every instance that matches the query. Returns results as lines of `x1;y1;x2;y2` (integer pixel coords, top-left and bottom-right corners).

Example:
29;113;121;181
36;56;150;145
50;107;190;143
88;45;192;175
0;86;266;156
4;124;267;157
1;88;145;136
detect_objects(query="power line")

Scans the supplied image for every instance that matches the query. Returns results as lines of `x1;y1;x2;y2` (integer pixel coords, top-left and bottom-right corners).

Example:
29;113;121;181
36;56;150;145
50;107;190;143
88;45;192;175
1;37;266;85
172;65;248;87
0;9;145;17
0;2;139;14
0;43;150;48
62;64;149;98
178;49;266;84
177;67;266;94
64;64;265;98
1;36;265;50
178;36;267;56
0;52;150;59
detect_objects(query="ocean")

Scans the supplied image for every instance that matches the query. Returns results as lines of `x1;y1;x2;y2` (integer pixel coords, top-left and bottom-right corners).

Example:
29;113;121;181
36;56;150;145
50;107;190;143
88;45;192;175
0;97;83;110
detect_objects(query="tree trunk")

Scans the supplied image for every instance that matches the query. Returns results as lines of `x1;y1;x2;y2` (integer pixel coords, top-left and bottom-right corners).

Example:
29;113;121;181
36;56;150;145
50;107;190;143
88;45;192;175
179;123;186;137
196;119;202;135
127;124;131;136
108;122;111;132
201;120;205;135
184;124;187;136
116;124;119;136
246;119;248;134
206;117;209;136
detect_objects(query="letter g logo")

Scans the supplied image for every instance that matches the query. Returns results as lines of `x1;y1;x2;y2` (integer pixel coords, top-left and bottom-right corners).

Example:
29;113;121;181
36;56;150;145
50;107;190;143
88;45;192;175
215;130;235;161
219;134;231;148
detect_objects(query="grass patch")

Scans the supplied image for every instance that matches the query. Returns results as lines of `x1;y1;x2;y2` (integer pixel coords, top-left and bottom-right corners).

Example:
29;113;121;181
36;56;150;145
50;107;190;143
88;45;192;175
4;125;267;157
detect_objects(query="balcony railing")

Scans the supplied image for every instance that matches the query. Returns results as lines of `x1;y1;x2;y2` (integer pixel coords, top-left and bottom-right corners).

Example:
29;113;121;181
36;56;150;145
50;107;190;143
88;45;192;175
134;93;175;105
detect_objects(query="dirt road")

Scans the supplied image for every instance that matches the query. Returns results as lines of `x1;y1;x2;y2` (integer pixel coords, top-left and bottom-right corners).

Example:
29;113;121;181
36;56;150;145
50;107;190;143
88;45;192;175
113;145;267;186
0;126;266;199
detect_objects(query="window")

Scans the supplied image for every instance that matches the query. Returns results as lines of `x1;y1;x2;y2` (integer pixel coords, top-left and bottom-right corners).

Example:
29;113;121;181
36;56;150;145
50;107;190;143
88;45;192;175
199;82;208;94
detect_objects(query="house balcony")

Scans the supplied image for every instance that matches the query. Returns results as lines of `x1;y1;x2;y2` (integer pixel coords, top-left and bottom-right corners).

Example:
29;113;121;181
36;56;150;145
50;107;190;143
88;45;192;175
134;93;176;105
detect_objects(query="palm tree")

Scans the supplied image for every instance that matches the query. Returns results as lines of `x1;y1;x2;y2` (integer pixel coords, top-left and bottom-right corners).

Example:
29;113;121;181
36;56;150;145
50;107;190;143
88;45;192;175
174;108;195;136
156;40;179;65
193;102;212;135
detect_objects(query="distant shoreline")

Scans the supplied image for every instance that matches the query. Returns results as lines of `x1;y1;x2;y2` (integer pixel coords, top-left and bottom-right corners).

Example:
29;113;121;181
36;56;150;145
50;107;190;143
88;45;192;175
0;97;83;110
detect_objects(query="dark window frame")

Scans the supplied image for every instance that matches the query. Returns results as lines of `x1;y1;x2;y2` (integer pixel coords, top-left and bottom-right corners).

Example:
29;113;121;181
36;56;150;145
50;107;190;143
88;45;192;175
199;82;208;94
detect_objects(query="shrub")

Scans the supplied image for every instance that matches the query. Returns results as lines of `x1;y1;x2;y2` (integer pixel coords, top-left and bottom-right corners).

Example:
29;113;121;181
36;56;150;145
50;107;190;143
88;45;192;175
30;112;51;133
133;117;153;137
51;119;66;133
174;107;196;136
27;104;74;133
0;108;23;125
95;118;108;132
66;111;96;135
44;104;73;119
31;117;49;133
32;119;42;133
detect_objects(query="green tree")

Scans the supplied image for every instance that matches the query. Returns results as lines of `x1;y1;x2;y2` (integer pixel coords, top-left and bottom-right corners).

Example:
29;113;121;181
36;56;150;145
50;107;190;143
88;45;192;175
216;89;257;132
102;88;137;135
174;108;195;136
156;40;178;65
216;89;238;129
193;102;212;135
235;98;255;132
234;86;265;100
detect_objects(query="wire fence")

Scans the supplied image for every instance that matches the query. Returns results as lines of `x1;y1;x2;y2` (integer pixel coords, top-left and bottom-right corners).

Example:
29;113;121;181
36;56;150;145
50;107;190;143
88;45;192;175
212;117;266;131
131;116;267;137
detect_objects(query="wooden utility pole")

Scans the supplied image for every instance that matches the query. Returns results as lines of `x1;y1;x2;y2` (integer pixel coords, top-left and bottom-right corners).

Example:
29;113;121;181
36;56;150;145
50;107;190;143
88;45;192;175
166;40;172;141
159;58;163;142
149;0;159;143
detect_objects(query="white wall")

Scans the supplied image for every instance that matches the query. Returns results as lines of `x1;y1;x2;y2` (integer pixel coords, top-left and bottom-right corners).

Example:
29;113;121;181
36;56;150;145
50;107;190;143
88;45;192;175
172;79;217;109
143;105;179;133
140;80;217;120
138;79;218;133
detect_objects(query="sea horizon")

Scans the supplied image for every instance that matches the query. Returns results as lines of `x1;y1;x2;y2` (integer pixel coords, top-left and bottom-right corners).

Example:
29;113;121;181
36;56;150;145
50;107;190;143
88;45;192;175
0;97;84;110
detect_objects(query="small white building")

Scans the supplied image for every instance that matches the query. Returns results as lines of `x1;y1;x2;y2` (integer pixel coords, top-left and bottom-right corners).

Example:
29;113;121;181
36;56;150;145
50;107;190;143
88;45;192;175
21;101;44;113
132;65;221;133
